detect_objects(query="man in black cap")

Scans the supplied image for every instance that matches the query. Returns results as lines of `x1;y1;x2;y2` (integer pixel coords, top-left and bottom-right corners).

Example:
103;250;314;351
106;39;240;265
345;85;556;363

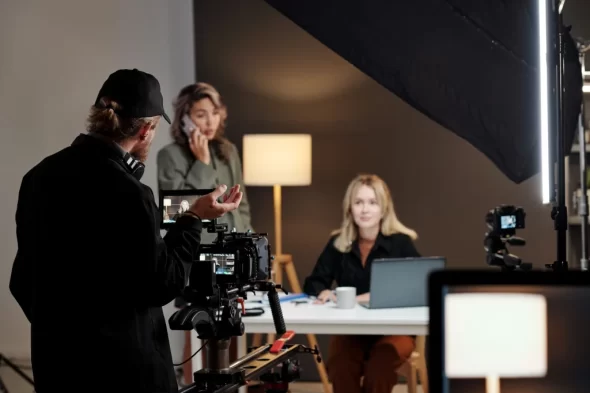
9;69;243;393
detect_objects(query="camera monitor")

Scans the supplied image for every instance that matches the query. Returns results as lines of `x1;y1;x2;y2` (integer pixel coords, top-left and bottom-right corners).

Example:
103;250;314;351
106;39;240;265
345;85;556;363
200;252;235;276
197;235;270;281
159;189;214;229
486;205;525;237
428;270;590;393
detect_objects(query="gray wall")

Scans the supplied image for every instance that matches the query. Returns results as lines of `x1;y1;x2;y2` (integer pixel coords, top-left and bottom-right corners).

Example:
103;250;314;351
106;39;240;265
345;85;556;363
193;0;590;381
0;0;195;362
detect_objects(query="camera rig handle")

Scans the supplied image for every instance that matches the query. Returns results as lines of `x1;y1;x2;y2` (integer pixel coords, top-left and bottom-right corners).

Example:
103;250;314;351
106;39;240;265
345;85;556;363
255;281;287;335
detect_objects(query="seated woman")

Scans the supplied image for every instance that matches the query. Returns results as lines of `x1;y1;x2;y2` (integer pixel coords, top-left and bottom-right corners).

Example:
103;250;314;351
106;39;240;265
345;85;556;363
303;173;419;393
172;200;190;220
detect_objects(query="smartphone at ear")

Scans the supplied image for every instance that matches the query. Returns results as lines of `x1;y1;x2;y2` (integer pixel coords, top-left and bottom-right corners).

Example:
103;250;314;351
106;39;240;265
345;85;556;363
181;114;199;137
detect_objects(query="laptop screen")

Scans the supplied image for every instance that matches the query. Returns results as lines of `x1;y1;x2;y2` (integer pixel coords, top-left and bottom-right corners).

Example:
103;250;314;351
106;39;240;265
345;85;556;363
368;257;445;308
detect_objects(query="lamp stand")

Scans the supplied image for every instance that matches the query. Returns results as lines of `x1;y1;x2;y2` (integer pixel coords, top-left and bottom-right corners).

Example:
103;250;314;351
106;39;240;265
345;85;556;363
485;375;500;393
273;184;284;256
250;185;331;393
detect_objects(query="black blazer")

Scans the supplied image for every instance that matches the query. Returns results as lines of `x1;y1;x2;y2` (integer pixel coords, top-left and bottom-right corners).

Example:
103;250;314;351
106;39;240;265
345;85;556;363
9;134;202;393
303;232;420;297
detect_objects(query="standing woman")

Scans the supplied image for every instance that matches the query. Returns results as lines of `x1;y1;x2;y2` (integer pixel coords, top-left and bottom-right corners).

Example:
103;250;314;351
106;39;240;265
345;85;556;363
157;83;253;385
157;82;252;233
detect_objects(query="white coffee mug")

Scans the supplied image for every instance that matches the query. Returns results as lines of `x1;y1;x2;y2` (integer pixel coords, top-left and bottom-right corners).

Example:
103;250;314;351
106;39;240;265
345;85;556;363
335;287;357;309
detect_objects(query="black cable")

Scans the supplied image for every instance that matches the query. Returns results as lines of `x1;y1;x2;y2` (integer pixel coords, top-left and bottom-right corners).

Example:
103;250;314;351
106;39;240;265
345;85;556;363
174;340;208;367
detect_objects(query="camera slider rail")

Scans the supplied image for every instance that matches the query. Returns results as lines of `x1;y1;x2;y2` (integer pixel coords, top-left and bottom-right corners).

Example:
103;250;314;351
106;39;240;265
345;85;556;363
179;342;320;393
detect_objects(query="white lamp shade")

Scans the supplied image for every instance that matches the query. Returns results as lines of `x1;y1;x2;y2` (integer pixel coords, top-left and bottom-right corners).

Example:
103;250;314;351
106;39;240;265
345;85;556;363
163;199;172;207
445;293;547;378
243;134;312;186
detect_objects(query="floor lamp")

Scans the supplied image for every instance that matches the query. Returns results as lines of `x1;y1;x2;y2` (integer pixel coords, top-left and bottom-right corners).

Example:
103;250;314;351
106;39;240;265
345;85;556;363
243;134;331;393
162;198;171;221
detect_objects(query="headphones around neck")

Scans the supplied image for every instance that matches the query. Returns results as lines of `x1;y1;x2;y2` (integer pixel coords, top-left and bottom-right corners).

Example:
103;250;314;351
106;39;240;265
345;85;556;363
121;151;145;181
77;133;145;181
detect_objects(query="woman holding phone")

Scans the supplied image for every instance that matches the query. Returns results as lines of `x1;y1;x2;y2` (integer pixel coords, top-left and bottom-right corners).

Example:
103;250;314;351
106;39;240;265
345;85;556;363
157;82;252;233
157;83;253;386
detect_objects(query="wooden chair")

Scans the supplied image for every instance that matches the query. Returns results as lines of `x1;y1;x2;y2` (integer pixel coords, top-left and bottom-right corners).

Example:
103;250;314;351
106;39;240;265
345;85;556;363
345;335;429;393
396;336;428;393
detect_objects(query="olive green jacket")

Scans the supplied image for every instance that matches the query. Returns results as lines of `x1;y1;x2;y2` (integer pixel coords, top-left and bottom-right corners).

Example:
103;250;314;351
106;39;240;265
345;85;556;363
156;142;252;232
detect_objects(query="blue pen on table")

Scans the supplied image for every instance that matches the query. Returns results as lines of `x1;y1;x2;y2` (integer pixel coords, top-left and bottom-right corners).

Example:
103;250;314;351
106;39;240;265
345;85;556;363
279;293;309;303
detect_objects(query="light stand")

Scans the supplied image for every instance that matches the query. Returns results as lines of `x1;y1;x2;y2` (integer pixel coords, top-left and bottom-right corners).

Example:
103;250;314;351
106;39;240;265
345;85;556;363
575;38;589;270
0;354;34;393
544;0;569;271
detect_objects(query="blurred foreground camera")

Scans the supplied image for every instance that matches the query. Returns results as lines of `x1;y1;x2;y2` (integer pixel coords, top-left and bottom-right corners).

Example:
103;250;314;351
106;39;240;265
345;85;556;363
484;205;531;271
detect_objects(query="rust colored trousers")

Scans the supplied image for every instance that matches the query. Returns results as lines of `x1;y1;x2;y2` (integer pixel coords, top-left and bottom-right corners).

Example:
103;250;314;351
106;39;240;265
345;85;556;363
327;335;415;393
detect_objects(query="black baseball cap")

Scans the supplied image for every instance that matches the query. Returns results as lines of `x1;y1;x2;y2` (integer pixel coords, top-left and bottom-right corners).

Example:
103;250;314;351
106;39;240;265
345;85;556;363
94;68;171;124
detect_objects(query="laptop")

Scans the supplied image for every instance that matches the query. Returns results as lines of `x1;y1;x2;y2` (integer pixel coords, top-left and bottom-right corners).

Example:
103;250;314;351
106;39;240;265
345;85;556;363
359;256;446;309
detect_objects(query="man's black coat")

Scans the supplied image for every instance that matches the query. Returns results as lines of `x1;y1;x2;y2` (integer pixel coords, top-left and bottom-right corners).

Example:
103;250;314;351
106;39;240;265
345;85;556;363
10;134;202;393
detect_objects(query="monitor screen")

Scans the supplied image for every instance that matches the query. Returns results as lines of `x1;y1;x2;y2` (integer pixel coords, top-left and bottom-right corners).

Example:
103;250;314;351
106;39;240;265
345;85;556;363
199;252;236;275
430;271;590;393
500;214;517;229
159;189;214;229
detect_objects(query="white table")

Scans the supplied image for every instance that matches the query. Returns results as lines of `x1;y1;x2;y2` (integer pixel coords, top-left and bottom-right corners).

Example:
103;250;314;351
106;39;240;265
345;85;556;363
240;301;428;337
190;300;429;391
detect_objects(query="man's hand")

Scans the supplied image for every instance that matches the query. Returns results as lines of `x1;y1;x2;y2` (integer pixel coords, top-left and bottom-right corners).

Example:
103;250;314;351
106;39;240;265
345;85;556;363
189;184;243;220
313;289;337;304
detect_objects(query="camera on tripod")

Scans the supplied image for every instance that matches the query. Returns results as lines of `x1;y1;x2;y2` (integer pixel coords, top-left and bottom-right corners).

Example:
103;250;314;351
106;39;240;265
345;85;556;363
159;189;321;393
484;205;532;271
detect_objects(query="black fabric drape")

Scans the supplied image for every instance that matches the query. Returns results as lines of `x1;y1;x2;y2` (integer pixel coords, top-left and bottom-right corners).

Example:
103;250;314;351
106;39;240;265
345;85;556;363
264;0;583;184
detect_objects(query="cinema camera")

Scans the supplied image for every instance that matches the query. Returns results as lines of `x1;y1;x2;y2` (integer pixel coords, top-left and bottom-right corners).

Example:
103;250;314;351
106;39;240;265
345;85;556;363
160;190;320;393
484;205;532;271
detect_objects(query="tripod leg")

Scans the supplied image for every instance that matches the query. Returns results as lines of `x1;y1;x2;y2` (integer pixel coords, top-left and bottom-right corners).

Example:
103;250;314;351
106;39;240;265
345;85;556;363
283;259;330;393
274;259;283;289
0;375;9;393
305;334;330;393
0;355;34;386
284;260;302;293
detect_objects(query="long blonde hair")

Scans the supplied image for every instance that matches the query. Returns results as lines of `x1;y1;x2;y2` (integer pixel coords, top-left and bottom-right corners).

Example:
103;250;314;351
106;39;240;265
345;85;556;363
332;174;418;252
170;82;232;162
